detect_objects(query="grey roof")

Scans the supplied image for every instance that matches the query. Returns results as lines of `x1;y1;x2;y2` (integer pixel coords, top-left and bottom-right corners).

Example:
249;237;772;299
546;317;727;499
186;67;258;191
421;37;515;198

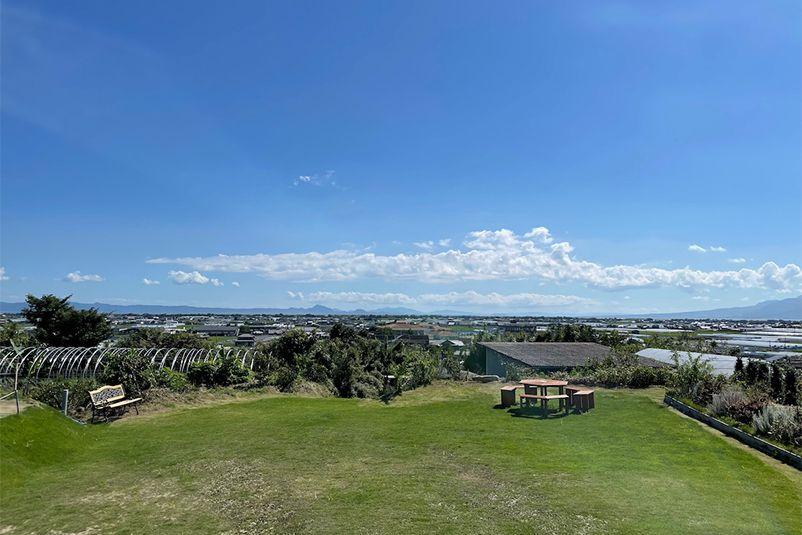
636;348;762;377
480;342;613;368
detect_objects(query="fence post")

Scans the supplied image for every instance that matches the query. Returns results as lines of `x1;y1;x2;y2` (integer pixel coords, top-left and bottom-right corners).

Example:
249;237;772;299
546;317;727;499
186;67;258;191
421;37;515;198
61;389;69;415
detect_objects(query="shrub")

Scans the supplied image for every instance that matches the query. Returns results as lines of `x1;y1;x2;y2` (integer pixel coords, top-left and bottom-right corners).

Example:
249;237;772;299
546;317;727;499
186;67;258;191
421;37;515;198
505;364;522;382
440;347;462;379
153;368;190;392
402;349;437;390
734;356;744;377
268;366;298;392
30;377;99;415
708;385;747;417
100;349;155;395
670;352;718;403
752;404;802;446
785;368;799;406
187;361;217;387
769;363;784;402
214;355;251;386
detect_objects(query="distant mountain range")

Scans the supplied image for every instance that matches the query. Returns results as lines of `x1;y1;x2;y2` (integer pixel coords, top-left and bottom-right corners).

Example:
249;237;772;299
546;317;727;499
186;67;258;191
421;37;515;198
0;301;427;316
1;296;800;319
634;296;802;321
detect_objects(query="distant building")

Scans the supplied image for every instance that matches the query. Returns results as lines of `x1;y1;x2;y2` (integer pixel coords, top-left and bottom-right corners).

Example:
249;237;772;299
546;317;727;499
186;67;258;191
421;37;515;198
481;342;665;378
194;325;239;337
392;333;430;347
234;333;256;346
429;339;466;350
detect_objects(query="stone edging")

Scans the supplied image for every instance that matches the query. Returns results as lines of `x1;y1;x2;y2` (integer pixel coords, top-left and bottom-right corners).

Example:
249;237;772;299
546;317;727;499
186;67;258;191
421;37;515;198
664;394;801;471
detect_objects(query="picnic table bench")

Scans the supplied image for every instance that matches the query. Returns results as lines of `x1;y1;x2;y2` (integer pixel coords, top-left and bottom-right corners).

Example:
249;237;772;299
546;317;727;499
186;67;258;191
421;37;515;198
571;389;595;412
89;384;142;422
519;392;569;412
500;384;520;407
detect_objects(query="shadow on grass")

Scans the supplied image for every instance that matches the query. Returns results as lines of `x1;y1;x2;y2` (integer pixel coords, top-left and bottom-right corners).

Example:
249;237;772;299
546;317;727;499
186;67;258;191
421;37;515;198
508;405;571;420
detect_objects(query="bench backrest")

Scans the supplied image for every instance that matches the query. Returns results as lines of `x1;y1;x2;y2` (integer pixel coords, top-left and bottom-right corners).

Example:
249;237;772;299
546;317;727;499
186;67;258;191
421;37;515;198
89;384;126;407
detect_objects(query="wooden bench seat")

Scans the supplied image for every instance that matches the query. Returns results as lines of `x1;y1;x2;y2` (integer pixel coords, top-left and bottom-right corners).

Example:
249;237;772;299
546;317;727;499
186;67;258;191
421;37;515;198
572;389;596;411
107;397;143;409
500;384;522;407
89;384;142;422
519;393;569;412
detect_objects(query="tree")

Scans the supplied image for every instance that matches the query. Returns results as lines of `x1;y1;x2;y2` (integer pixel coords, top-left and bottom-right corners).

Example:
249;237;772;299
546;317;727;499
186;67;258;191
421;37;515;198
784;368;799;406
769;363;784;402
22;294;111;346
118;329;210;349
0;322;31;347
744;360;758;385
734;356;744;377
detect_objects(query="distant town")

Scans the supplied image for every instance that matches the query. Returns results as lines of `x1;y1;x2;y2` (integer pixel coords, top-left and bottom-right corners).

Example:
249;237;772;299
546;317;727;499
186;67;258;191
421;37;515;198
3;306;800;366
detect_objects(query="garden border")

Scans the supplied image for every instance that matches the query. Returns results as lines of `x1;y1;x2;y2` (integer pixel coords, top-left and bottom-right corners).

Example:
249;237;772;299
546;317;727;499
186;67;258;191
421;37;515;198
664;394;801;470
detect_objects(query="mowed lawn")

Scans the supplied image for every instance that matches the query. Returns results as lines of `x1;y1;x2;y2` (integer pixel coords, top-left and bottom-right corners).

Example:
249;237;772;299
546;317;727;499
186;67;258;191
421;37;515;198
1;383;801;534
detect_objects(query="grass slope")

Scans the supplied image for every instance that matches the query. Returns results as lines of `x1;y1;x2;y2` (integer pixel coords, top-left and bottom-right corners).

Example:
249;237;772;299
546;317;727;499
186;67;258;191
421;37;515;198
1;383;800;534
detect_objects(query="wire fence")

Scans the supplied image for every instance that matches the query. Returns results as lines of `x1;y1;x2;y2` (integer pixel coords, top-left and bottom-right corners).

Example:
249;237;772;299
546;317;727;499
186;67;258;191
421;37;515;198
0;346;256;383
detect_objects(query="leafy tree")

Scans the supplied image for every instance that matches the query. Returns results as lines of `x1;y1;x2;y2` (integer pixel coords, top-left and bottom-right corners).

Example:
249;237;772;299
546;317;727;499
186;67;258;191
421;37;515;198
100;349;155;395
118;329;210;349
329;323;357;343
0;322;31;347
744;360;758;385
770;363;784;402
784;368;799;406
734;355;744;377
23;294;111;346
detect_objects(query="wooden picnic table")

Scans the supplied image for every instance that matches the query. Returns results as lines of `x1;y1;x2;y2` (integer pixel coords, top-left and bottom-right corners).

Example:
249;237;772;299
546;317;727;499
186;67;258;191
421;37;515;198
518;379;569;412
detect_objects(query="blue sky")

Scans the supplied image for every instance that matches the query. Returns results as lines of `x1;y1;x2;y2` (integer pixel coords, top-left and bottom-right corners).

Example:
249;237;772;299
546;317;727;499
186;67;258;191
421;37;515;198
1;1;800;314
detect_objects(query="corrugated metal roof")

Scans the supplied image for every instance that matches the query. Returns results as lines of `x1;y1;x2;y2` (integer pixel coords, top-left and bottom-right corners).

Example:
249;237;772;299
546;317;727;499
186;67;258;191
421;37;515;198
480;342;612;368
636;348;759;377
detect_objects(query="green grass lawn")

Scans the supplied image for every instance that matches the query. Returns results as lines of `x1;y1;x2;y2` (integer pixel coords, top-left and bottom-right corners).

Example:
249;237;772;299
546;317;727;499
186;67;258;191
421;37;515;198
2;383;801;534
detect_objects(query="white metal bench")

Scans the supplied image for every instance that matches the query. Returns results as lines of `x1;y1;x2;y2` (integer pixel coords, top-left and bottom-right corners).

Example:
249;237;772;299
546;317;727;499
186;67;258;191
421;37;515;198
89;384;142;422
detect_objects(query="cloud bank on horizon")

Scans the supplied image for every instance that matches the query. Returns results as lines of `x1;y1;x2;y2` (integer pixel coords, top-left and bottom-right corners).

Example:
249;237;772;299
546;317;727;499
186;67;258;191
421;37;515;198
147;227;802;309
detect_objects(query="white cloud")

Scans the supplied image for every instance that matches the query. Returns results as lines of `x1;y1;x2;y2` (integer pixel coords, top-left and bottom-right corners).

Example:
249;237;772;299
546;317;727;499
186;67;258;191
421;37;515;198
64;271;104;283
0;267;8;281
438;238;452;247
288;290;595;308
231;281;240;287
689;244;726;253
168;270;222;286
293;170;339;188
523;227;554;244
413;241;435;250
728;258;747;264
142;278;160;285
148;227;802;292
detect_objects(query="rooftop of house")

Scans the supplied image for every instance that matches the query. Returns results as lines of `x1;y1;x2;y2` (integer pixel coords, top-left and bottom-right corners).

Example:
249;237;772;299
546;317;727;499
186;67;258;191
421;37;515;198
480;342;614;368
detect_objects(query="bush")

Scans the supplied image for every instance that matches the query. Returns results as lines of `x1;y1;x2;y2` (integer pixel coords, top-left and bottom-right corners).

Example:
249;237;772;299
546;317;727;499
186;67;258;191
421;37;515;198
785;368;799;406
30;377;99;415
214;355;251;386
770;363;784;402
100;349;155;396
752;404;802;446
152;368;190;392
187;361;217;387
505;364;522;382
401;349;437;390
570;365;673;389
670;352;720;403
708;385;748;418
268;366;298;392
